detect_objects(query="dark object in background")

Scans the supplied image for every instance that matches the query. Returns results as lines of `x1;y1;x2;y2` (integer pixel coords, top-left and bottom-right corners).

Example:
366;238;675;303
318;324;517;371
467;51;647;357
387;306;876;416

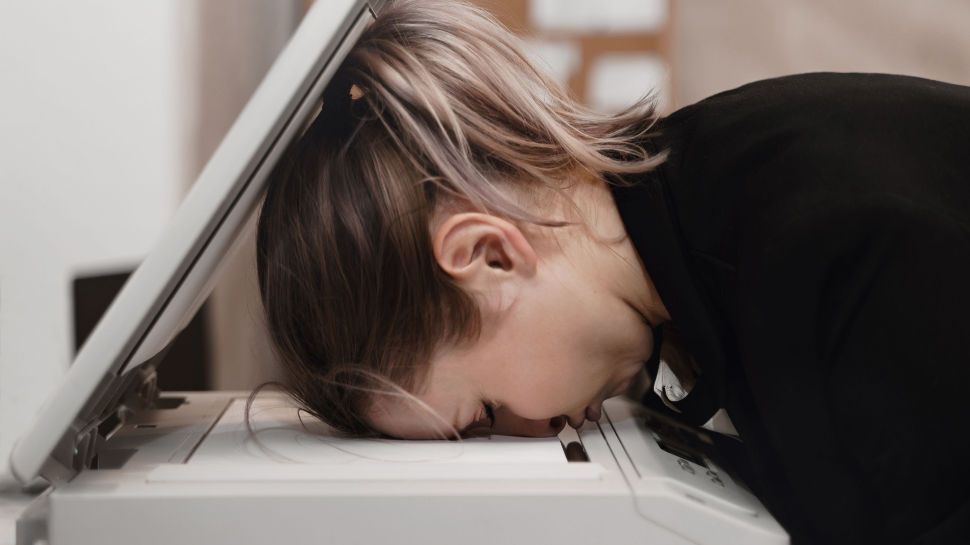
72;269;210;390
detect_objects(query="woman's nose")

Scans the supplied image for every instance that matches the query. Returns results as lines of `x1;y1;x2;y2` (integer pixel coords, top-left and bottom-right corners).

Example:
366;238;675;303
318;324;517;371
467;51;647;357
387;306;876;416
489;406;566;437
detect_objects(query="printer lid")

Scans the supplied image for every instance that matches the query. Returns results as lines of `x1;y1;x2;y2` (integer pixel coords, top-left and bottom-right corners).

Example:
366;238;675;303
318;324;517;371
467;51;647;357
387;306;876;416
9;0;388;486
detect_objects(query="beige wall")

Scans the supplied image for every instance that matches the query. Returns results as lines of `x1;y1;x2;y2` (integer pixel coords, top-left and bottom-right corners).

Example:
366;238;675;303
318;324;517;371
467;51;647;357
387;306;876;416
673;0;970;107
473;0;673;109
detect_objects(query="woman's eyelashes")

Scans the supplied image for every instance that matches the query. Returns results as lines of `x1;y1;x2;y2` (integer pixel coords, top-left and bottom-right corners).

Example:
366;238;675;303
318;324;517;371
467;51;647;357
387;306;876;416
483;402;496;428
459;403;495;438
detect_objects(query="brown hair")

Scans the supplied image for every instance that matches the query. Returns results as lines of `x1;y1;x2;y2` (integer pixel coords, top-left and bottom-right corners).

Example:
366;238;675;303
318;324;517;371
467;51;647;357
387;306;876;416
255;0;666;437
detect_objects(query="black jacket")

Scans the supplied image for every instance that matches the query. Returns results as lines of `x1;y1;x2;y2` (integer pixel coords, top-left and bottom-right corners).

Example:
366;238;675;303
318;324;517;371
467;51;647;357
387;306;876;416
610;73;970;545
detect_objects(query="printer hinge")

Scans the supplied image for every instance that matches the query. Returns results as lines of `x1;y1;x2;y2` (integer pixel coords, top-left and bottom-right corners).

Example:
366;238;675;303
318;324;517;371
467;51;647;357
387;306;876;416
71;365;159;472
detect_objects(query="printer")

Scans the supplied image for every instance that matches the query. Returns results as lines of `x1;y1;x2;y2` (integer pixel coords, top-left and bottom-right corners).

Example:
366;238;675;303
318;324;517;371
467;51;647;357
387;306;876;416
8;1;788;543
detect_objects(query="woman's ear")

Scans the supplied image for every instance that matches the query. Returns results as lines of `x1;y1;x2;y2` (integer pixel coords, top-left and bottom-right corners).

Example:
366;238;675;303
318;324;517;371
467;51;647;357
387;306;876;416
432;212;537;296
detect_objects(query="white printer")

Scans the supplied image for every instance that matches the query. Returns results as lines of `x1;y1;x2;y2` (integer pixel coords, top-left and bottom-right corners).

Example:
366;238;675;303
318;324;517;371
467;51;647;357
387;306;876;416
8;1;788;543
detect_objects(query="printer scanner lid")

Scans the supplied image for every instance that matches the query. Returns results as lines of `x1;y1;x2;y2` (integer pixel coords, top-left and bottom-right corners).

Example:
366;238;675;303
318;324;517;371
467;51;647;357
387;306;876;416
9;0;388;486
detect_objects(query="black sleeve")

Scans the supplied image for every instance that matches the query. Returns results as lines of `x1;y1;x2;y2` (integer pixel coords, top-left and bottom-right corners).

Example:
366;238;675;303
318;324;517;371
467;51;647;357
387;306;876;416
735;197;970;545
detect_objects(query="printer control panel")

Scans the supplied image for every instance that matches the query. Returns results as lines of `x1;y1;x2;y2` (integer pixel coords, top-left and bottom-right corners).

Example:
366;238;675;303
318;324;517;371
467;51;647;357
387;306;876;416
602;397;772;519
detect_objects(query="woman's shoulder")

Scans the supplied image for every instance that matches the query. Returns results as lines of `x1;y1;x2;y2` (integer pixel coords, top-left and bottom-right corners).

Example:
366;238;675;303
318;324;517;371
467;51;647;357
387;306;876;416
674;71;970;118
642;71;970;283
656;72;970;237
661;72;970;149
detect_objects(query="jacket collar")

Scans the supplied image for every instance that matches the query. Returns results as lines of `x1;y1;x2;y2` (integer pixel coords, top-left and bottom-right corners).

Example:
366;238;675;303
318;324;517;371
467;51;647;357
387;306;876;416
609;170;731;423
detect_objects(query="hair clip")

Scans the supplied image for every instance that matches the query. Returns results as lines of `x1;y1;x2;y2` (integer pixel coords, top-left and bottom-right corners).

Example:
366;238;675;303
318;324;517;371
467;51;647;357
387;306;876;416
349;83;365;101
304;73;367;140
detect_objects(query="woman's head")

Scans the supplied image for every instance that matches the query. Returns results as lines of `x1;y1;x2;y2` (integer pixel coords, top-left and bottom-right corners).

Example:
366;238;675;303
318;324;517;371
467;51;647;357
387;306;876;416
256;0;667;440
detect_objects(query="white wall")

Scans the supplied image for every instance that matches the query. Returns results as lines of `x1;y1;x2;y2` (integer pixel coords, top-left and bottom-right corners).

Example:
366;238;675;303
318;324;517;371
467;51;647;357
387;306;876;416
0;2;194;472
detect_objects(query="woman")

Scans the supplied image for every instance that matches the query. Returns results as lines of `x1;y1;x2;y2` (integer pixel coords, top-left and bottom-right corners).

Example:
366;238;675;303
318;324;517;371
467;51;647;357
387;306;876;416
255;1;970;543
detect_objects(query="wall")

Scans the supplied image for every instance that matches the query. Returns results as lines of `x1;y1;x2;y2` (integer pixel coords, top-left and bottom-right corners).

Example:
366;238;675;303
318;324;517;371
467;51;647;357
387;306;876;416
476;0;674;112
0;2;192;470
673;0;970;107
0;0;301;475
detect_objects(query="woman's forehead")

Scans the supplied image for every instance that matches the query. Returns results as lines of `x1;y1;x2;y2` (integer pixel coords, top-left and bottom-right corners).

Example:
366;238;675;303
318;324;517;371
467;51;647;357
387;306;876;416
365;336;487;438
363;379;466;439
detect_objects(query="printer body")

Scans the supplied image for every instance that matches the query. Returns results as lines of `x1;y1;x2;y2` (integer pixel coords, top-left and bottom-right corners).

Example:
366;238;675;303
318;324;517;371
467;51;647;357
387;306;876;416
9;1;788;543
18;388;786;545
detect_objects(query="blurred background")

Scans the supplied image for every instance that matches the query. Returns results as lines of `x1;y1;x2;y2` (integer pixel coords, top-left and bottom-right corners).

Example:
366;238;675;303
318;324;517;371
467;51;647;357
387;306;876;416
2;0;970;463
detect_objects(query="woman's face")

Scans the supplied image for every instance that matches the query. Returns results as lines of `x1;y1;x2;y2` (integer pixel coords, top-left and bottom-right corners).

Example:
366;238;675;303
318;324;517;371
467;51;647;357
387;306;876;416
367;181;666;439
368;250;658;438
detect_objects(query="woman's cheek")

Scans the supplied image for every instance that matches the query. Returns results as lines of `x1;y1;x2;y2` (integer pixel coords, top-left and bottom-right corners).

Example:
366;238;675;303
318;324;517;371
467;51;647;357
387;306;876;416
500;376;564;420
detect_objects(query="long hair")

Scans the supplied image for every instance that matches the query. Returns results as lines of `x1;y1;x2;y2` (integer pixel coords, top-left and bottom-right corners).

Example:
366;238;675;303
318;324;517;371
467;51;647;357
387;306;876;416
255;0;666;437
